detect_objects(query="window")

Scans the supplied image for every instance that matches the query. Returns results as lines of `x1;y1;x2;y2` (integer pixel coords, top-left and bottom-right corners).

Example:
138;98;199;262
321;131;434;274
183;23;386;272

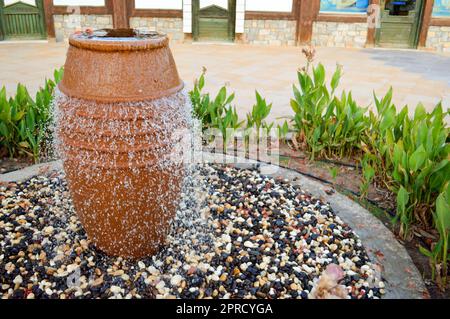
200;0;228;9
53;0;105;5
135;0;183;10
384;0;417;16
245;0;293;12
320;0;369;13
4;0;36;5
432;0;450;17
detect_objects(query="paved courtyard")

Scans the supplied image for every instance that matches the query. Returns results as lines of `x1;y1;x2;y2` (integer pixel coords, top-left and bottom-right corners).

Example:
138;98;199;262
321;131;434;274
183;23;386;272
0;41;449;123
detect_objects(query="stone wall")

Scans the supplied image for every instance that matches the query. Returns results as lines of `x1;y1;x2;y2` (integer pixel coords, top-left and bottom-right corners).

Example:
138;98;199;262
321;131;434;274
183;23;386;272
426;26;450;53
243;19;297;46
311;21;368;48
53;15;113;39
130;17;184;42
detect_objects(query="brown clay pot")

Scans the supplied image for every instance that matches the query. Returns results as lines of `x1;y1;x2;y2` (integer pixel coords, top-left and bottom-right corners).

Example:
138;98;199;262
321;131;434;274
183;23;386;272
57;29;188;259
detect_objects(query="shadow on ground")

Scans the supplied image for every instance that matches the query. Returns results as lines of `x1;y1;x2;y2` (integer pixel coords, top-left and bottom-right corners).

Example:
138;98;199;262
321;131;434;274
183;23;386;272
363;49;450;86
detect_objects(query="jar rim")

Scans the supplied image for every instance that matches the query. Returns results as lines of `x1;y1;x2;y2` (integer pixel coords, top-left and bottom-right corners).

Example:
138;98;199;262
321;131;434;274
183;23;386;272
69;29;169;52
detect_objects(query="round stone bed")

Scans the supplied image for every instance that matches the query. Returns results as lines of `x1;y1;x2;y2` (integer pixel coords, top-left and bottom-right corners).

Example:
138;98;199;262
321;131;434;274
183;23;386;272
0;160;425;299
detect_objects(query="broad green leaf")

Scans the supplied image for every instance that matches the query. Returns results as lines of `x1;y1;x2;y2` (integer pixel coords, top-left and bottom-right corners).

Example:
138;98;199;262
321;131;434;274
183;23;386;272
435;189;450;230
397;186;409;212
225;92;235;105
198;74;205;90
379;106;396;131
414;103;427;122
409;145;427;172
290;99;300;114
313;64;325;86
331;65;342;91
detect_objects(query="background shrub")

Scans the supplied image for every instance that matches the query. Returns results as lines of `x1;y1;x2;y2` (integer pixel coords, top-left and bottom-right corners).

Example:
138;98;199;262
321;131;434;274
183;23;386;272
0;68;63;162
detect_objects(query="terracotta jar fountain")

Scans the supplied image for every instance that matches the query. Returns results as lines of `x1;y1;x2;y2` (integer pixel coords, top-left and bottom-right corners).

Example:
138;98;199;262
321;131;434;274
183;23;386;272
57;29;190;259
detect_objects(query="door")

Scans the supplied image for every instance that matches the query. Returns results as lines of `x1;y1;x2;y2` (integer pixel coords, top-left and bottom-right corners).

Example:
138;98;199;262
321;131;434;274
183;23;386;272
0;0;47;40
376;0;424;48
192;0;236;42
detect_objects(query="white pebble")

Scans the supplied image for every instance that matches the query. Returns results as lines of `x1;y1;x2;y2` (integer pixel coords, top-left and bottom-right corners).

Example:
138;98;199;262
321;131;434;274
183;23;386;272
221;234;231;243
147;265;159;275
268;273;277;281
43;226;54;235
361;265;370;272
211;274;220;281
156;281;165;290
240;263;249;272
302;264;313;273
110;285;122;294
170;275;183;287
13;275;22;285
244;241;256;248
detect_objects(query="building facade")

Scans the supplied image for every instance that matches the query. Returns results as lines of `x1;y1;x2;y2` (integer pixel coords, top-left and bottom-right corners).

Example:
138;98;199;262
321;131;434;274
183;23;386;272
0;0;449;52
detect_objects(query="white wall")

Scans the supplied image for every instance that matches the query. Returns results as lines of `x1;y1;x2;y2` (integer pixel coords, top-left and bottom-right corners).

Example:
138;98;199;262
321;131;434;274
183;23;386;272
236;0;245;33
53;0;105;6
200;0;228;9
183;0;192;33
4;0;36;5
245;0;292;12
135;0;183;10
5;0;292;13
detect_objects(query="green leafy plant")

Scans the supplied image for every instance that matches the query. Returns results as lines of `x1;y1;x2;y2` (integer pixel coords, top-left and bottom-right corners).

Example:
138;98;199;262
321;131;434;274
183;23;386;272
244;91;276;159
359;90;449;286
277;120;290;142
290;63;369;160
0;86;27;157
362;88;403;186
419;184;450;289
0;68;63;162
190;69;240;131
189;69;244;151
288;59;449;287
363;96;450;238
246;91;273;134
216;104;243;152
189;64;449;288
360;154;375;198
398;107;448;235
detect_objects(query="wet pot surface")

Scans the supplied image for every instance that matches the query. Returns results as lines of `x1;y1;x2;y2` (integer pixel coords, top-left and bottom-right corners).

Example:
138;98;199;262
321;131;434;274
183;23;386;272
57;29;190;259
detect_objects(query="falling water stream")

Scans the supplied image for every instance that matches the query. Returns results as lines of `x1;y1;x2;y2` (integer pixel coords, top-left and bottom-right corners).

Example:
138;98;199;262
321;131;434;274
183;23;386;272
50;83;213;259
